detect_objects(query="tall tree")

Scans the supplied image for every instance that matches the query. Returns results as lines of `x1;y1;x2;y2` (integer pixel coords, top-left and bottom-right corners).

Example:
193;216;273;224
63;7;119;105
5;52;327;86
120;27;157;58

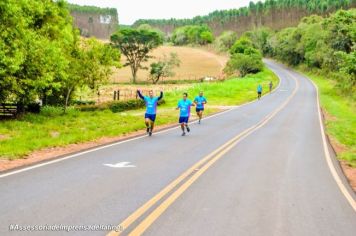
110;28;162;83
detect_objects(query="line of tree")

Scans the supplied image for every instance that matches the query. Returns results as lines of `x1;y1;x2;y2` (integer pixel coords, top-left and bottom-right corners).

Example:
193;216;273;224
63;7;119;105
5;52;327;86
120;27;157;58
243;9;356;95
171;25;214;45
132;0;355;36
0;0;120;112
67;3;118;16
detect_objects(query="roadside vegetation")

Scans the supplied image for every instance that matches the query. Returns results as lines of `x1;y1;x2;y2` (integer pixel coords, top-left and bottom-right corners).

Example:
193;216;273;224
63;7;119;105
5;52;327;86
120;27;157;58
0;69;277;160
300;69;356;166
0;0;353;169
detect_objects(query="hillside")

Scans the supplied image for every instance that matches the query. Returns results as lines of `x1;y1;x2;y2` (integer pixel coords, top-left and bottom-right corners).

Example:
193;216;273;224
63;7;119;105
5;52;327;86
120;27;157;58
133;0;356;36
68;4;118;39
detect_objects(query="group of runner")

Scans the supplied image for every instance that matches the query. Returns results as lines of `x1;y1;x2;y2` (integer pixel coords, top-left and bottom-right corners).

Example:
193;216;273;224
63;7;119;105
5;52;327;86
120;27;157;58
137;81;272;136
137;90;207;136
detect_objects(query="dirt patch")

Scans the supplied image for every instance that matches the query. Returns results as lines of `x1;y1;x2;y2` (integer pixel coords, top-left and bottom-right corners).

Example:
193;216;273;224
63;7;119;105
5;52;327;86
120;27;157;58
111;45;227;83
0;134;10;141
321;109;355;192
340;160;356;191
321;108;337;121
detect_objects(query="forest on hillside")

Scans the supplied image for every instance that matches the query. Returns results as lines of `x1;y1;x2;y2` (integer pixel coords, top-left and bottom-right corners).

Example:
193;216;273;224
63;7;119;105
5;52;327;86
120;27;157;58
133;0;356;35
67;3;117;16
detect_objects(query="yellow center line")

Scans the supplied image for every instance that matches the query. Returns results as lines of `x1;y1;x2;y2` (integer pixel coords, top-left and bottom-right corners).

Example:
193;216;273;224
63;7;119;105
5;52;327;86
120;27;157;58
108;69;299;236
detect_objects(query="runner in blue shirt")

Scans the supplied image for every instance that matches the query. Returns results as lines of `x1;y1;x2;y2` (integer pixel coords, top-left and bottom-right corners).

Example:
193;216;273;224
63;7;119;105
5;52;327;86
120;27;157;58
176;92;195;136
194;91;207;124
257;84;262;100
137;89;163;136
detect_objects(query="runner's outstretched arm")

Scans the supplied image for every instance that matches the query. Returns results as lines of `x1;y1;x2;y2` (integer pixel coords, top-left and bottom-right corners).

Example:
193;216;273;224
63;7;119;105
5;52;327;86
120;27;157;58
137;90;144;100
158;91;163;101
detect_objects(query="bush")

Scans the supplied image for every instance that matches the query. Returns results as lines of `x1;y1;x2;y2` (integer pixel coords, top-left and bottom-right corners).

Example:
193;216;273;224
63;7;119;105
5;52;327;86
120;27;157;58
224;53;264;77
225;36;264;77
71;100;96;106
109;100;145;113
77;99;166;113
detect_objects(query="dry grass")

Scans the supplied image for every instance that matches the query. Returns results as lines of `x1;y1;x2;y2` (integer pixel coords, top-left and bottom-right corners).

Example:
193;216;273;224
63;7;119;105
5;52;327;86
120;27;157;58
111;45;227;83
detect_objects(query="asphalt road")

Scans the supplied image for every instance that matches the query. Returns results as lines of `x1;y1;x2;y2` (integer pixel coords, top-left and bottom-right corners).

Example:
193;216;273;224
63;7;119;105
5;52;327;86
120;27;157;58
0;60;355;236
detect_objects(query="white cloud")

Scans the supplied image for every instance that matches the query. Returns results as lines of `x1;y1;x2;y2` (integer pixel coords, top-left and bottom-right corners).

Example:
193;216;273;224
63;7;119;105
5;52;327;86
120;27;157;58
66;0;260;25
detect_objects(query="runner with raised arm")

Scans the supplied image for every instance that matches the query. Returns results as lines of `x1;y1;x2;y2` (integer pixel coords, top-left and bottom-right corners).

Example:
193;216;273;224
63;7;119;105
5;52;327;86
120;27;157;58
176;93;195;136
137;90;163;136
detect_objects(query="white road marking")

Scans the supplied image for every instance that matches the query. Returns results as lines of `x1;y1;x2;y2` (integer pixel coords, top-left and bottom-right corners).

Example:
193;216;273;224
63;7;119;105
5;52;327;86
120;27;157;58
104;162;136;168
0;65;282;178
306;74;356;212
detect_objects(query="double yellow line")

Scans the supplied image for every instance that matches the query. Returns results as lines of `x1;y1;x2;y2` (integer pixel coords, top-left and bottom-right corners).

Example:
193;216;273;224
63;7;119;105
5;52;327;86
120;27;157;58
108;72;298;236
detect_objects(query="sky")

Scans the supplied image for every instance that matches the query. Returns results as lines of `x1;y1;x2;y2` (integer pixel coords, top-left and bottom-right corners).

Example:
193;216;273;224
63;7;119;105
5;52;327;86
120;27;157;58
66;0;260;25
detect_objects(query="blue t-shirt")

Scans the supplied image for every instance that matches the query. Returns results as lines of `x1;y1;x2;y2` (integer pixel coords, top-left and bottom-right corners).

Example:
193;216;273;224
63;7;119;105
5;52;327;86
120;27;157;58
257;85;262;92
177;99;193;117
144;97;159;115
194;96;207;109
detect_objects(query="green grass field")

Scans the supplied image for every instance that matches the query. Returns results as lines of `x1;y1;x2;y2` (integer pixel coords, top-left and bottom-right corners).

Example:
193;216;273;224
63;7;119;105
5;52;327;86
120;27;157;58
0;69;278;160
303;72;356;167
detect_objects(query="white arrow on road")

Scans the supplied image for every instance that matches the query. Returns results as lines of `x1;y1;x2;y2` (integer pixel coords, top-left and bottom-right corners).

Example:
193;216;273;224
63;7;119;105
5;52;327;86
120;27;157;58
103;162;136;168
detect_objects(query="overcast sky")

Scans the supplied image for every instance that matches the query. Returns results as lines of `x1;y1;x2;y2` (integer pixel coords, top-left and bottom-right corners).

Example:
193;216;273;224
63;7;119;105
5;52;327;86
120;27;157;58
66;0;260;25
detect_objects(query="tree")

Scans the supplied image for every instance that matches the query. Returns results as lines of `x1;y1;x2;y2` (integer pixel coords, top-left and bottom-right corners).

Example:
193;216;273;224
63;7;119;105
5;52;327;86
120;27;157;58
225;36;264;77
171;25;214;45
224;52;263;77
215;31;238;52
61;38;120;112
0;0;76;105
229;36;255;54
111;28;163;83
149;53;180;84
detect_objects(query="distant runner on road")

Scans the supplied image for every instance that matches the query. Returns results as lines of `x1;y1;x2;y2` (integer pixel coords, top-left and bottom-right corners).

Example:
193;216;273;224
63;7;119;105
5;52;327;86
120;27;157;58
194;91;207;124
137;90;163;136
176;93;195;136
269;81;273;93
257;84;262;100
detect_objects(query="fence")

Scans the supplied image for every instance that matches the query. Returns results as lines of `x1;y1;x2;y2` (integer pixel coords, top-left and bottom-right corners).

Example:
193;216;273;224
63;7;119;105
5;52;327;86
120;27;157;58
0;104;18;118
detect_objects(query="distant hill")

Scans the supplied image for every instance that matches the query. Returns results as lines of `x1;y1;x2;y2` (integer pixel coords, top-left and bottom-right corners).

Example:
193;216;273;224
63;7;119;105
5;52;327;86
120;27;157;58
68;4;118;39
133;0;356;36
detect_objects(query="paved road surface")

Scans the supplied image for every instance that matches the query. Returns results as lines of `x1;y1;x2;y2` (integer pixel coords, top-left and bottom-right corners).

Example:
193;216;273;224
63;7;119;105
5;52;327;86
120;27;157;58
0;60;355;236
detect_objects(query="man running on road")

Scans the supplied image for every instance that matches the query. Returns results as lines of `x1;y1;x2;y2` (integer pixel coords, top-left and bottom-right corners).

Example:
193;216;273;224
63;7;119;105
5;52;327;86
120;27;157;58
257;84;262;100
137;89;163;136
269;81;273;93
176;92;195;136
194;91;207;124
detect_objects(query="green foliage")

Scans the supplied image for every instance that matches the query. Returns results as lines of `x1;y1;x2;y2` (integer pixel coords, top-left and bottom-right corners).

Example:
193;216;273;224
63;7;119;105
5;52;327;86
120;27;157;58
0;0;120;111
268;9;355;94
132;0;353;34
0;69;277;159
304;71;356;166
110;28;163;83
67;3;117;16
224;53;264;77
149;53;181;84
225;37;263;77
229;36;255;55
171;25;214;45
136;24;165;40
243;28;274;55
214;31;238;52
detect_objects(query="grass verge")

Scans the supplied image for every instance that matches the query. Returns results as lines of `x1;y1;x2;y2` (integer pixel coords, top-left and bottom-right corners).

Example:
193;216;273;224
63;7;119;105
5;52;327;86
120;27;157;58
0;68;278;160
301;70;355;167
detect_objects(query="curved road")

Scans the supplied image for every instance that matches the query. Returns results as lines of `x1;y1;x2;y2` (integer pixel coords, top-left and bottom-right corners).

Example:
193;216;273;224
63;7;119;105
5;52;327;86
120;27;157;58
0;60;355;236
